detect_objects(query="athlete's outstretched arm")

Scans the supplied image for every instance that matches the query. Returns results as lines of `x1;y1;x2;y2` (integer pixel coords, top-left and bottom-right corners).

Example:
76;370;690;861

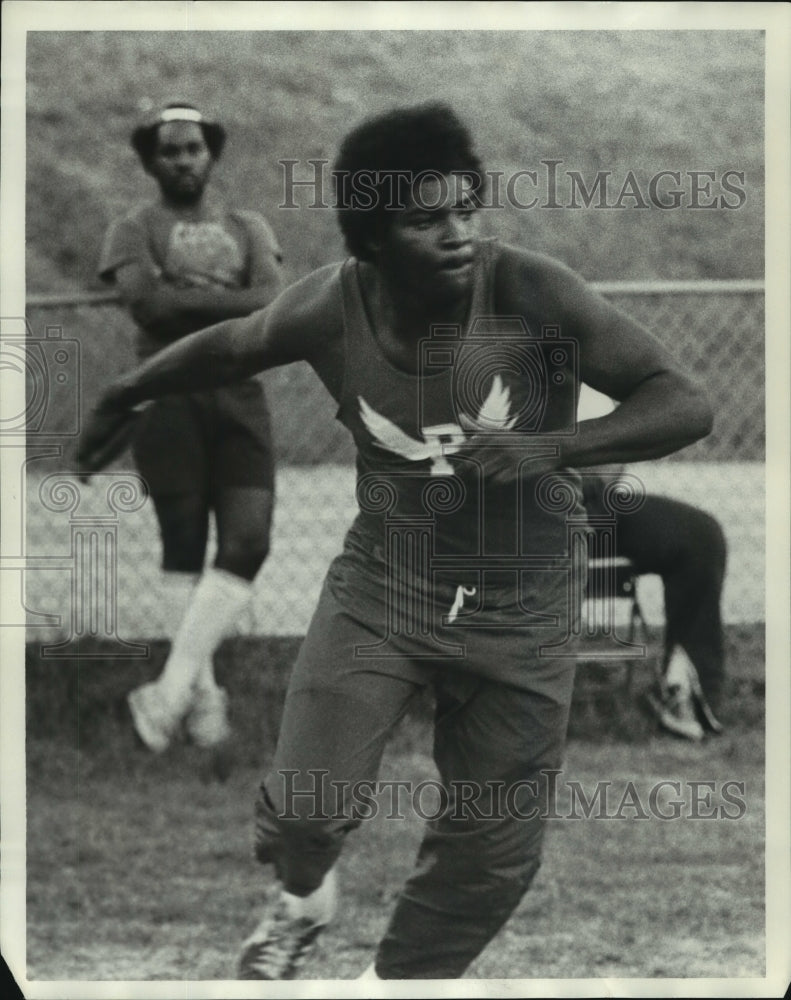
100;266;337;411
77;266;340;474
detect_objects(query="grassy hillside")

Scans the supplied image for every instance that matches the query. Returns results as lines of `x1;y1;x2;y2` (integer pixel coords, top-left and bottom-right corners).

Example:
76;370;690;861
26;30;764;290
23;31;765;458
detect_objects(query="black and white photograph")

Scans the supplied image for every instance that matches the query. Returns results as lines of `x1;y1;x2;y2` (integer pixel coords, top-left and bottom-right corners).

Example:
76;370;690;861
1;1;789;996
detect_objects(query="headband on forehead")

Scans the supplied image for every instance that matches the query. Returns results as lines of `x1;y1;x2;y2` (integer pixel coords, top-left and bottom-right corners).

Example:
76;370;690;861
131;106;226;163
159;106;204;124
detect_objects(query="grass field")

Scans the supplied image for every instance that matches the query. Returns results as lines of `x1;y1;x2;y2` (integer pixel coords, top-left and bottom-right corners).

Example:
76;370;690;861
25;737;765;983
24;626;765;985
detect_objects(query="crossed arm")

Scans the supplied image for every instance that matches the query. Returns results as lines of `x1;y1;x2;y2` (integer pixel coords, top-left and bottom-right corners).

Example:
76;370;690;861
117;268;283;341
112;216;284;342
88;267;336;413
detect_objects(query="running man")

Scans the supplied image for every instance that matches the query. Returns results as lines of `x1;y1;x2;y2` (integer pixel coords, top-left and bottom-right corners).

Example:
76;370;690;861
94;103;283;753
79;104;713;979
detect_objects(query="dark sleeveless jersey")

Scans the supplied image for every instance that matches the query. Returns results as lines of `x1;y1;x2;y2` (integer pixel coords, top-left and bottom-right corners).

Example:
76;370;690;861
335;238;585;580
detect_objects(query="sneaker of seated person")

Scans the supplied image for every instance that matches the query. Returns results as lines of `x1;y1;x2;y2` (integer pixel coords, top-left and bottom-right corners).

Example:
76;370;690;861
647;683;705;742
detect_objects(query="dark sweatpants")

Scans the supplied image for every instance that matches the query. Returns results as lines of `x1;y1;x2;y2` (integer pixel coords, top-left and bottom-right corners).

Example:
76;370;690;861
253;561;577;979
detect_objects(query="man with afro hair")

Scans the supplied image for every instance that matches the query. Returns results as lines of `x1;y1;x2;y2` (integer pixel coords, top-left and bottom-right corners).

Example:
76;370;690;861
82;103;712;979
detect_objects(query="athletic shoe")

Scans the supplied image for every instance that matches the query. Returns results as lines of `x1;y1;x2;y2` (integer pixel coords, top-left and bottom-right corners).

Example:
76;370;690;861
237;900;328;979
357;962;382;980
186;685;232;748
646;684;705;741
126;682;180;753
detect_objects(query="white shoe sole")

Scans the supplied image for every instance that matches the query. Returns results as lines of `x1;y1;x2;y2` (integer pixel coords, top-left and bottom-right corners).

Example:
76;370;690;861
645;692;705;741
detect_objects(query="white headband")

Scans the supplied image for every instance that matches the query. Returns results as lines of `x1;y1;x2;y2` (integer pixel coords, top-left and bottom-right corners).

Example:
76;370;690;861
159;107;203;124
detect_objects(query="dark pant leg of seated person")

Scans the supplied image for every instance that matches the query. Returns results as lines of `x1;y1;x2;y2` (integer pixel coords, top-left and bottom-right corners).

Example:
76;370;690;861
613;495;727;710
375;665;576;979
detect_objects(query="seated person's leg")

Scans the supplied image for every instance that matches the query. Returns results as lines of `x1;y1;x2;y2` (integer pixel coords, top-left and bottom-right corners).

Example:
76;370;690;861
613;494;727;734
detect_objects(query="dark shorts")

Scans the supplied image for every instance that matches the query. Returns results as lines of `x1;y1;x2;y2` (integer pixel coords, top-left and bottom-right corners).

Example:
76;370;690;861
131;379;275;498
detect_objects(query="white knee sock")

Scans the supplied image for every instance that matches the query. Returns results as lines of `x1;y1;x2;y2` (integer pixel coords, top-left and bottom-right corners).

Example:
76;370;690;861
157;567;253;707
165;570;200;618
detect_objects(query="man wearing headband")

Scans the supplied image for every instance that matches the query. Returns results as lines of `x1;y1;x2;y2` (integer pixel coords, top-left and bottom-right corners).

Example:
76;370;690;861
97;103;283;757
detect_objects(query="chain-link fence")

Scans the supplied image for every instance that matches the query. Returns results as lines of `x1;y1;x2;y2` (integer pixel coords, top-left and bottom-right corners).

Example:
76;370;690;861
13;281;764;643
599;281;764;462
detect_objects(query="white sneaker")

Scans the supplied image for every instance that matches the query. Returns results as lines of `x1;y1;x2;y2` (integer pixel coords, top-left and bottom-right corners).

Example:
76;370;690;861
238;902;327;980
186;686;232;748
127;682;181;753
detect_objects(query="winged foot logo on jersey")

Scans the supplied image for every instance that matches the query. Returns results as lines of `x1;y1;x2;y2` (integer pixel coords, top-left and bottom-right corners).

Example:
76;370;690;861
358;374;516;476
